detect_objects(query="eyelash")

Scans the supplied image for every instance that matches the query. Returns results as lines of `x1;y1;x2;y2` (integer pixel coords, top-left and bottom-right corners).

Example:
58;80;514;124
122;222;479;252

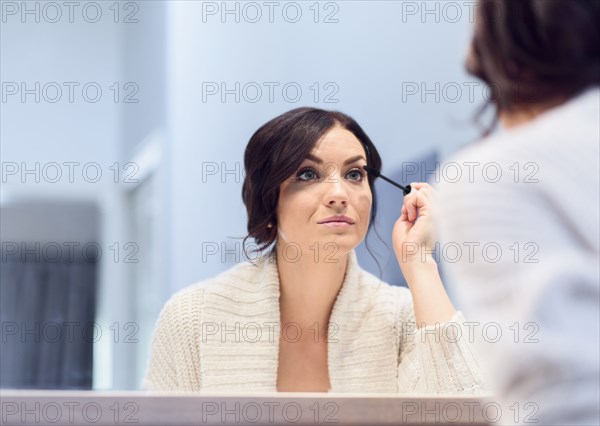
295;167;366;182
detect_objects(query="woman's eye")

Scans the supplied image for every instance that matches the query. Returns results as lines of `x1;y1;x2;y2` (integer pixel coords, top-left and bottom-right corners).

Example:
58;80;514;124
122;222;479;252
296;167;365;182
346;168;365;181
297;168;319;181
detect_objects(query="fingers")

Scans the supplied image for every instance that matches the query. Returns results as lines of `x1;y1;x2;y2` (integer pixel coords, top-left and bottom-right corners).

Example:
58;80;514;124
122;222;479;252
409;182;431;191
404;193;418;222
403;182;435;222
409;182;434;196
401;204;408;221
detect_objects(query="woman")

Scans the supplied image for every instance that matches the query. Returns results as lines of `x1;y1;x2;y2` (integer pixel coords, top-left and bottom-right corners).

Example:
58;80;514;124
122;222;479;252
143;107;484;393
434;0;599;424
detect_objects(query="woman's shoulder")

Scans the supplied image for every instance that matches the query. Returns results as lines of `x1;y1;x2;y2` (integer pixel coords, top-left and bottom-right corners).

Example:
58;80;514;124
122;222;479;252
162;258;272;313
442;88;599;186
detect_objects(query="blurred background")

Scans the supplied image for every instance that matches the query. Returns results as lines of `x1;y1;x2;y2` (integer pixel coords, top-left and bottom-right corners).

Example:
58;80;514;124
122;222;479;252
1;0;489;390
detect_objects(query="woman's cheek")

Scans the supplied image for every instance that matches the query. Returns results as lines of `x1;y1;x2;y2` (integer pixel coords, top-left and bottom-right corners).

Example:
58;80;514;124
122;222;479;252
357;191;372;212
355;193;372;233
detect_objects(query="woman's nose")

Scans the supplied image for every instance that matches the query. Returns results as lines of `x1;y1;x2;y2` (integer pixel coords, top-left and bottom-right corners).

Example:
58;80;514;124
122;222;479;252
325;178;349;206
328;198;347;206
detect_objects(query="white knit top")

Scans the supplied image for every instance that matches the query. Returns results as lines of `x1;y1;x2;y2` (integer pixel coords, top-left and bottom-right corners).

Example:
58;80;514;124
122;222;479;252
143;249;485;394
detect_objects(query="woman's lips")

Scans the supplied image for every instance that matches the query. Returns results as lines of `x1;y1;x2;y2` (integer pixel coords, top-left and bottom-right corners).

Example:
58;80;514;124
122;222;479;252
317;215;355;225
319;221;354;228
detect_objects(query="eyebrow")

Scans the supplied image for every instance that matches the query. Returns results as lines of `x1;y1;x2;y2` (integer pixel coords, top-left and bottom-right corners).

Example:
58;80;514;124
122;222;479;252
305;154;367;166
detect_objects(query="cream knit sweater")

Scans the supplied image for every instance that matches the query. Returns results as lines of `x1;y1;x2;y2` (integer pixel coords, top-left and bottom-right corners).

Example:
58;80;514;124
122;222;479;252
143;250;485;394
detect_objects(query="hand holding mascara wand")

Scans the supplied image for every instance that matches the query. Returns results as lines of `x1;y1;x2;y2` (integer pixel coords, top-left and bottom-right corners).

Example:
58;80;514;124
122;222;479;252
362;161;456;328
363;165;412;196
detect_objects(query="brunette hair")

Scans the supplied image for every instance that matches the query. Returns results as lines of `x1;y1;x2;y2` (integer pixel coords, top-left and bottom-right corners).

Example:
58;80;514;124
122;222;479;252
241;107;382;258
467;0;599;132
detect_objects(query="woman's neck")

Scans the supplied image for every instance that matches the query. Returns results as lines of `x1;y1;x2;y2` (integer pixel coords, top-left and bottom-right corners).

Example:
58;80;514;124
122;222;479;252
276;247;349;332
499;97;567;129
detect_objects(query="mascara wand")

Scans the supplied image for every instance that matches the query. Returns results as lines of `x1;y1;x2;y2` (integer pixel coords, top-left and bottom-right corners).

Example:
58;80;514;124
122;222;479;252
363;165;412;196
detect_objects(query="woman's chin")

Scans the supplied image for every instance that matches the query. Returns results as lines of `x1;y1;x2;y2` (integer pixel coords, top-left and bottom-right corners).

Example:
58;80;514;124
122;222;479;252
312;235;361;255
277;232;363;258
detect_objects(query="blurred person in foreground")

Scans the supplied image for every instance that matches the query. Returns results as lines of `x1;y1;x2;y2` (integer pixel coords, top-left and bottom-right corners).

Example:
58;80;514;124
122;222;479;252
434;1;599;424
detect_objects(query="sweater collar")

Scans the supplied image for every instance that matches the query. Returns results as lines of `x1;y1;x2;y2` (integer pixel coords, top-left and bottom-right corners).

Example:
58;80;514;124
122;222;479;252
199;248;386;392
254;248;362;316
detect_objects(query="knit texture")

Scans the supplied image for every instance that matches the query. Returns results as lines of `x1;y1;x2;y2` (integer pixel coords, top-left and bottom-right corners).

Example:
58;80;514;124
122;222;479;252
143;250;485;394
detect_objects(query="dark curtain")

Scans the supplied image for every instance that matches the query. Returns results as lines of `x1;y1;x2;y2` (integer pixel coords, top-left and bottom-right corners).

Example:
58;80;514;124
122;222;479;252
1;246;97;389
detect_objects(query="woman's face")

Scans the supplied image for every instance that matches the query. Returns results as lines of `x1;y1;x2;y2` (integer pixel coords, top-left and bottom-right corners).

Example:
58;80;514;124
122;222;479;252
276;126;373;260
